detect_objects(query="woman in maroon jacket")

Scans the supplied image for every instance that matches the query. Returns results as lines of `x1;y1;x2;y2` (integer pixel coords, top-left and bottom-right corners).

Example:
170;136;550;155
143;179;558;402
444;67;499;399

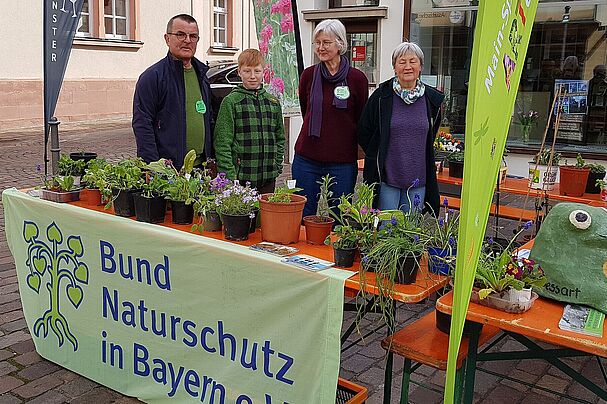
293;19;369;217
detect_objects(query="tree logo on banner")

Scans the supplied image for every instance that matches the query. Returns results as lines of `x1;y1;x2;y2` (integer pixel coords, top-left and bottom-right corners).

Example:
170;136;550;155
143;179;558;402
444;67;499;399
22;221;89;351
59;0;81;18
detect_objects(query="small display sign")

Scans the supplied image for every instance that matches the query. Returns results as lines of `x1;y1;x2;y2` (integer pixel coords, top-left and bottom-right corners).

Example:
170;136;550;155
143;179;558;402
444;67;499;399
352;46;366;62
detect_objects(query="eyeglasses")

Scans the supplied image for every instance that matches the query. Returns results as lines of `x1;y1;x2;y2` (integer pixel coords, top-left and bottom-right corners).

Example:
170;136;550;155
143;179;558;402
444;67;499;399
312;40;335;49
167;32;200;42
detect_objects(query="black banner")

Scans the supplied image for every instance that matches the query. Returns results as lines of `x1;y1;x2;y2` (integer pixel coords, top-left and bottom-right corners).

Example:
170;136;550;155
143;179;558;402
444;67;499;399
43;0;84;172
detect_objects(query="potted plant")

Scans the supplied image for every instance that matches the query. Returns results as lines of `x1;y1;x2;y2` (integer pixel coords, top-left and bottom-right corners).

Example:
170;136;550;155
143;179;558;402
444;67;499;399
597;179;607;202
215;180;259;241
58;154;87;187
584;163;606;194
425;198;459;275
335;182;377;230
105;158;146;217
559;153;590;197
472;221;545;313
528;149;560;190
133;174;168;224
303;175;336;245
434;131;463;168
325;224;359;268
80;158;108;206
147;150;200;225
39;175;81;203
192;168;224;233
259;183;307;245
447;151;465;178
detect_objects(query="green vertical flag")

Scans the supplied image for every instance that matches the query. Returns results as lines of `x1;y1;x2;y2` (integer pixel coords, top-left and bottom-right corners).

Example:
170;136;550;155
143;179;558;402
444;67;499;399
444;1;539;402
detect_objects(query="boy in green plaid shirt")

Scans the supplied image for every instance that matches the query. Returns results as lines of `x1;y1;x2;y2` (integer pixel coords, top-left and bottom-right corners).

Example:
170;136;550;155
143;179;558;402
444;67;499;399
214;49;285;194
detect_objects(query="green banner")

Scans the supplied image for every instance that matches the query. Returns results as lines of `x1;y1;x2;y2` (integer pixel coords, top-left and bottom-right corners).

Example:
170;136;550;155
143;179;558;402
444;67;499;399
3;188;350;403
445;1;538;402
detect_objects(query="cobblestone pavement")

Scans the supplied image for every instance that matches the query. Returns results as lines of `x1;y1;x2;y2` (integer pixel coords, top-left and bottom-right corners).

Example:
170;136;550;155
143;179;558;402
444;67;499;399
0;123;604;403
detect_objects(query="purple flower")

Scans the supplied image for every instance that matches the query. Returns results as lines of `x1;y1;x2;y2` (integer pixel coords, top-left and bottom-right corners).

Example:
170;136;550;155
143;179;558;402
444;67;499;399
390;216;398;226
412;178;420;188
448;209;455;215
443;197;449;207
449;235;456;246
488;237;494;245
413;234;420;243
439;218;444;227
413;194;421;207
523;220;533;231
360;206;369;215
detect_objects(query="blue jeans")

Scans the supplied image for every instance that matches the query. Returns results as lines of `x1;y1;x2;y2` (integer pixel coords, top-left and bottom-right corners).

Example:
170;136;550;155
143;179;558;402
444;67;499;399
291;154;357;218
379;182;426;214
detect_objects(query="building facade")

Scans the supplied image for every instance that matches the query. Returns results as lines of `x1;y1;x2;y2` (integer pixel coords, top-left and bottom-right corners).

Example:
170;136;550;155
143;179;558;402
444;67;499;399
295;0;607;157
0;0;257;132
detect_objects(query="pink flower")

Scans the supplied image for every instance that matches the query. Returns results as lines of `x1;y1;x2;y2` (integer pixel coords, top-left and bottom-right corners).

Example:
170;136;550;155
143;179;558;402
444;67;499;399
280;13;294;33
271;77;285;94
261;24;273;42
263;65;275;83
259;40;269;56
271;0;291;14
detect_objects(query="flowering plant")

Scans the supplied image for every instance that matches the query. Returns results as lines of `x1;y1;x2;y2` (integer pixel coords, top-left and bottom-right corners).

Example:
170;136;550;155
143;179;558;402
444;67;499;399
425;197;459;251
214;180;259;216
253;0;299;112
516;110;539;128
325;224;360;250
434;131;463;152
474;220;546;299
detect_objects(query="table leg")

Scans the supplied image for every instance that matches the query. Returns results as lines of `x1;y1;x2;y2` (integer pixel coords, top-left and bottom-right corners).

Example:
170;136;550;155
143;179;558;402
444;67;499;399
383;351;394;404
455;359;466;404
400;358;412;404
462;323;482;404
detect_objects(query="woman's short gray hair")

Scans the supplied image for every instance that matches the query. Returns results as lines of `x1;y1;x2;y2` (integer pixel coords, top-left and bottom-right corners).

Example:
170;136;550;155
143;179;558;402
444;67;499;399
391;42;424;68
313;19;348;55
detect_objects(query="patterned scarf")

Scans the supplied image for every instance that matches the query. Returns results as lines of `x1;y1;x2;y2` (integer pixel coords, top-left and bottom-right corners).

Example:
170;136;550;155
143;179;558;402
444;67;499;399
393;77;425;104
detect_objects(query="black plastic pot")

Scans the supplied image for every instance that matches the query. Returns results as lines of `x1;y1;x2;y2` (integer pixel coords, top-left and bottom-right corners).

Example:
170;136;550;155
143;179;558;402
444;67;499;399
448;160;464;178
133;193;166;224
396;253;422;284
334;247;356;268
586;171;605;194
70;152;98;164
202;211;223;232
112;188;138;217
170;200;194;224
221;213;252;241
435;310;481;336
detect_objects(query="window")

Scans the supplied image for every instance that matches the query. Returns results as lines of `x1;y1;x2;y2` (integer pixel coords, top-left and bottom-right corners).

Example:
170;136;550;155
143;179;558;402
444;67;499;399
104;0;129;39
73;0;137;42
77;0;92;37
213;0;228;47
329;0;379;7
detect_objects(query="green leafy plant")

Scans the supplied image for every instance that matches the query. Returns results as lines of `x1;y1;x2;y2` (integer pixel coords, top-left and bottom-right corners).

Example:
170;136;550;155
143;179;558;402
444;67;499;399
266;184;303;203
81;159;109;192
45;175;77;192
447;150;465;163
316;174;335;219
533;149;561;166
140;174;169;198
425;197;459;252
574;153;585;168
334;182;378;227
585;163;606;174
58;155;87;177
324;224;359;250
596;179;606;190
105;158;145;190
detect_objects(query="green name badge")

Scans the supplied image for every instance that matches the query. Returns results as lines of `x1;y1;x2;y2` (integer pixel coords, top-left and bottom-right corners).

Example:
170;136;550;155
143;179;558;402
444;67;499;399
195;100;206;114
334;86;350;100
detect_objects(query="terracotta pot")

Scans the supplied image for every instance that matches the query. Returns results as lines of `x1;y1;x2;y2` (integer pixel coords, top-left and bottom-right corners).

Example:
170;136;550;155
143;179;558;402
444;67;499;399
303;215;334;245
559;166;590;197
80;188;102;206
259;194;307;244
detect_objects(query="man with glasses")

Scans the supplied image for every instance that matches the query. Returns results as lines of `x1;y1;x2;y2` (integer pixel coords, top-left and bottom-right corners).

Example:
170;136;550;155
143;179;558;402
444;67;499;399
133;14;213;170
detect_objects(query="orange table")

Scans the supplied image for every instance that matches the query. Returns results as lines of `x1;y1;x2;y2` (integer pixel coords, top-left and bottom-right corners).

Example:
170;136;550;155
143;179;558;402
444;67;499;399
436;291;607;402
437;168;607;207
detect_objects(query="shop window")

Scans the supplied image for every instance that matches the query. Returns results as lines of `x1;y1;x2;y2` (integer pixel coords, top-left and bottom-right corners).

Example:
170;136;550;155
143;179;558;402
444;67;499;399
411;0;607;152
213;0;229;47
346;33;377;84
